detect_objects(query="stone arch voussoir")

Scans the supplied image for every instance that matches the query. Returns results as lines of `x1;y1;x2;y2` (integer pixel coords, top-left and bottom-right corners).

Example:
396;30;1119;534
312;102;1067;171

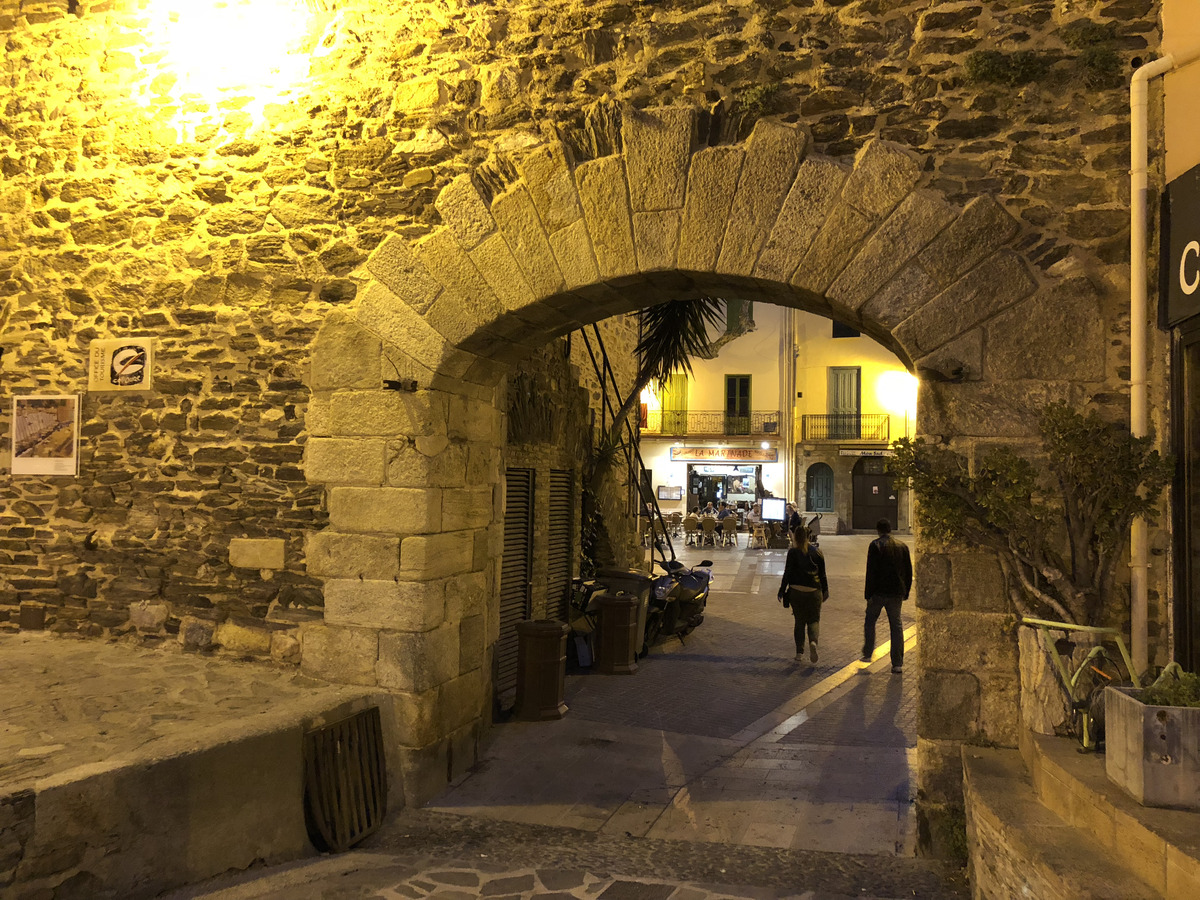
345;104;1088;398
303;102;1109;805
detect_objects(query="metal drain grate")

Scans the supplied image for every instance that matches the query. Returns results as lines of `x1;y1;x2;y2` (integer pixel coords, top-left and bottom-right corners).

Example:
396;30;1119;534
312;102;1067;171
303;706;388;852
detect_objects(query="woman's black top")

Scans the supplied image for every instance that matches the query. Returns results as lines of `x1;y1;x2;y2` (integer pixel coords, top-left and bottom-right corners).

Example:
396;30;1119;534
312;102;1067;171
779;544;829;599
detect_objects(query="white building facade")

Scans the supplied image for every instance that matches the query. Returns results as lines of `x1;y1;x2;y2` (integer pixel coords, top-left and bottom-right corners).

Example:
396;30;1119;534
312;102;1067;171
638;304;917;533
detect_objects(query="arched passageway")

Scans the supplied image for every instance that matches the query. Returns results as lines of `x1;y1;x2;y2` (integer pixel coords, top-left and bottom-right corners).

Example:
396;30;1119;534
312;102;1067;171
306;105;1105;836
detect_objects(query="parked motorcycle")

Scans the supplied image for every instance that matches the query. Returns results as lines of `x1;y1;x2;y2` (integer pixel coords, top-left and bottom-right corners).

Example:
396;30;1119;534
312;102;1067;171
643;557;713;654
566;577;606;666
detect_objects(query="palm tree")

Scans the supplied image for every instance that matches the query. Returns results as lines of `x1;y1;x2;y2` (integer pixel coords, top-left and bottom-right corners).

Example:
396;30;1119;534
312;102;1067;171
581;298;723;571
605;297;724;452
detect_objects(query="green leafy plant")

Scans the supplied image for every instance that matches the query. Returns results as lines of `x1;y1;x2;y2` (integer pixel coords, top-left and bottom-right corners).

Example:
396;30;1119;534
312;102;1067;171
965;49;1051;87
594;298;723;462
1079;46;1121;89
1061;20;1118;49
735;83;779;119
1141;664;1200;708
890;403;1172;626
1142;673;1200;708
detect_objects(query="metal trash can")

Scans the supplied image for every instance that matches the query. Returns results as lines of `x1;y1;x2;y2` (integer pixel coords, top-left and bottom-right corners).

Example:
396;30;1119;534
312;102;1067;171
595;592;640;675
514;619;569;720
596;567;654;656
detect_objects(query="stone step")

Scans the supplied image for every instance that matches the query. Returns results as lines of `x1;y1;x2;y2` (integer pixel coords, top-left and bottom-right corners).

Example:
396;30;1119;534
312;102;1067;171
963;745;1160;899
1026;732;1200;899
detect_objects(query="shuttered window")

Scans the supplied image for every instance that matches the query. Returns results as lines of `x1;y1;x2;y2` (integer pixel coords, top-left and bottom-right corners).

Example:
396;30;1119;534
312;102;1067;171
547;469;574;622
497;468;534;703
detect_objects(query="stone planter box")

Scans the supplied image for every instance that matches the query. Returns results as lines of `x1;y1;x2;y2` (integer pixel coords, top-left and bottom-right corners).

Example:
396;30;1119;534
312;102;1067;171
1105;685;1200;810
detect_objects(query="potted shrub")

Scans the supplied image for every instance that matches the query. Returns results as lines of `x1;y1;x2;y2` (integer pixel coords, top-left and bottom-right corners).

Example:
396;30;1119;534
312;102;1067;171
890;402;1172;733
1105;664;1200;809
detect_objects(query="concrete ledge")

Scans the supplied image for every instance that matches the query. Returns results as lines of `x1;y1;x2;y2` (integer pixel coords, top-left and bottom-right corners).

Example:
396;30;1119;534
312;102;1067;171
963;745;1158;899
4;692;392;899
1024;732;1200;899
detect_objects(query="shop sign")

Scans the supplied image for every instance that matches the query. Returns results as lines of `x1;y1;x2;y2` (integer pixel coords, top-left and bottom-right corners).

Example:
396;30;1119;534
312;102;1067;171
1164;162;1200;326
671;446;778;462
839;448;894;457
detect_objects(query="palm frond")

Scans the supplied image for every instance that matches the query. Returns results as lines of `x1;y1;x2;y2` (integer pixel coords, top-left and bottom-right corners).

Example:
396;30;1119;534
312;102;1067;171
636;298;724;389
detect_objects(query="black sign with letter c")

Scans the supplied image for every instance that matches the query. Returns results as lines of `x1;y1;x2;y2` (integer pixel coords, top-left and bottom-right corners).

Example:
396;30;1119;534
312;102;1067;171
1164;162;1200;327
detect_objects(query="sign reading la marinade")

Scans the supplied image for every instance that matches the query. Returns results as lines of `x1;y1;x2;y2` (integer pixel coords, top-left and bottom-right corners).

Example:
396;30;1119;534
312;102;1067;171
670;446;778;462
1164;162;1200;326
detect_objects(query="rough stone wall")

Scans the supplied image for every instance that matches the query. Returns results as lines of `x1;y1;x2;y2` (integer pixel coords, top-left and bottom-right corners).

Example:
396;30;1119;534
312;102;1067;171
0;1;647;652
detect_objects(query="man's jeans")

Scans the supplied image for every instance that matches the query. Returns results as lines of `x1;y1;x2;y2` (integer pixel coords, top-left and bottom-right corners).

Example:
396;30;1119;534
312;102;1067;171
864;595;905;666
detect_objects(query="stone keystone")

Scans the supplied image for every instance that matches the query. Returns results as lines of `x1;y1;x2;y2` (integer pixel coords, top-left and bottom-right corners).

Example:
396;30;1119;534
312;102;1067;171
841;140;922;220
575;156;637;279
678;146;744;272
622;106;695;213
717;120;808;277
519;141;583;234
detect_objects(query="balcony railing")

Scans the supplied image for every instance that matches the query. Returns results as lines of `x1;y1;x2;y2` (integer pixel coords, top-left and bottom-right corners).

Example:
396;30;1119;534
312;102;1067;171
801;414;890;442
642;409;782;437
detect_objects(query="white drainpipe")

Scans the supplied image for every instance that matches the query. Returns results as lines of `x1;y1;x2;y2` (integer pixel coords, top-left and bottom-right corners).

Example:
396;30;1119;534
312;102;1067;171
1129;49;1200;675
1129;55;1175;677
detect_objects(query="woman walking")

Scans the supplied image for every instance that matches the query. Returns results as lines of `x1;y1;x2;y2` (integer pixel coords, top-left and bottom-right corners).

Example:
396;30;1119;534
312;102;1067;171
778;525;829;663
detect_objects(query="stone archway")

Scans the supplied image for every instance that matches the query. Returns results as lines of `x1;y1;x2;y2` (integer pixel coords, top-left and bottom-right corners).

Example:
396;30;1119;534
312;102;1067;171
303;105;1105;814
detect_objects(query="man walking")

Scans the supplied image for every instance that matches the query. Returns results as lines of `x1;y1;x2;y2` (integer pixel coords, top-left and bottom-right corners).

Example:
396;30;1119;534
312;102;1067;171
862;518;912;673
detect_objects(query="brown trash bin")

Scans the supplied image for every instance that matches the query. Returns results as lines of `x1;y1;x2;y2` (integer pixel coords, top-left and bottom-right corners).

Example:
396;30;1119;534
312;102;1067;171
514;619;569;721
595;567;653;656
595;592;640;675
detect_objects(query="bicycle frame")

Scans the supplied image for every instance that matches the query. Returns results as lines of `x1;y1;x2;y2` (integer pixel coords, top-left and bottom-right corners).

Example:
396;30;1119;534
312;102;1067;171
1020;617;1142;751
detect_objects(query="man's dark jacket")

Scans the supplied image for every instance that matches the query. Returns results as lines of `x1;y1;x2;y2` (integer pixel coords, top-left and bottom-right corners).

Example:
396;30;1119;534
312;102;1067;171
864;535;913;600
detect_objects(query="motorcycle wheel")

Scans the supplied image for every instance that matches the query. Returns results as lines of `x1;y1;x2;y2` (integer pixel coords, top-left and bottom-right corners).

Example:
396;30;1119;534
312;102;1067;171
642;618;661;657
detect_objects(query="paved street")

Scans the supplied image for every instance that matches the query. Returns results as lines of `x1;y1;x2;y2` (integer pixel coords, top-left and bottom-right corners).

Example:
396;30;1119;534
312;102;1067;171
167;535;966;899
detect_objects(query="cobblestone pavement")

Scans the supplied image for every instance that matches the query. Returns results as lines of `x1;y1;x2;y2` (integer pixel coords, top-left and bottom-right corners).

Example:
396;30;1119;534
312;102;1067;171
169;536;966;899
0;633;367;794
167;808;966;899
5;536;964;899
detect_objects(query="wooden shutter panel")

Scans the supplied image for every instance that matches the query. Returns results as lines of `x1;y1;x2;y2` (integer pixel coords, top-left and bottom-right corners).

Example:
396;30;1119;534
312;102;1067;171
547;469;574;622
497;468;534;702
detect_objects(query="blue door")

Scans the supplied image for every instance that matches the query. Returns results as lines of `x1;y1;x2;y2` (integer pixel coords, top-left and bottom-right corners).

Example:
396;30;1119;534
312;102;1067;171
806;463;834;512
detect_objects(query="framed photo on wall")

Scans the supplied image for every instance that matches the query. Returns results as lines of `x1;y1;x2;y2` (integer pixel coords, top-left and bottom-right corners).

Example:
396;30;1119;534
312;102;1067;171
11;395;80;476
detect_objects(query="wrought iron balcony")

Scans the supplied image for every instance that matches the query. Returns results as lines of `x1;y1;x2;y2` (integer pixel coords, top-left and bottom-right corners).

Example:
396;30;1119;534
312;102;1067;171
801;414;890;442
641;409;782;437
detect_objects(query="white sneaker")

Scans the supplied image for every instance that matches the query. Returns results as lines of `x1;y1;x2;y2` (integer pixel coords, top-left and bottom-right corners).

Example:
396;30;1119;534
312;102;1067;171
809;642;819;663
794;652;804;662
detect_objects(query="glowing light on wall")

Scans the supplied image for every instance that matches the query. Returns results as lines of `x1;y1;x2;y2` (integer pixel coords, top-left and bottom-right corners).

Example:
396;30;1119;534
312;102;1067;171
875;371;919;437
140;0;337;139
